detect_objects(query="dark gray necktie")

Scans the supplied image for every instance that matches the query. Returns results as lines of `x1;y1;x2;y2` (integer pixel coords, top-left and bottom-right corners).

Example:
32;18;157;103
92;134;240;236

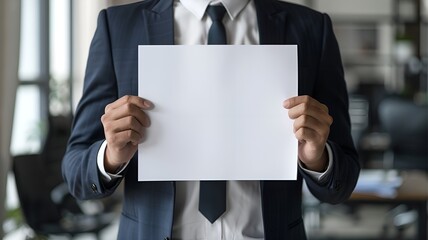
206;5;227;44
198;5;227;224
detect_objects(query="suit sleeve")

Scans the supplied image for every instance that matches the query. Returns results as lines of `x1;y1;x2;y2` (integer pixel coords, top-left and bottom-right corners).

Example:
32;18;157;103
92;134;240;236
299;13;360;204
62;10;122;200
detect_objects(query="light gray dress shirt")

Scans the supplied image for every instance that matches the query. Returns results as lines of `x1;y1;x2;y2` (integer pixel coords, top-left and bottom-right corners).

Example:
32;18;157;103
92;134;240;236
97;0;334;239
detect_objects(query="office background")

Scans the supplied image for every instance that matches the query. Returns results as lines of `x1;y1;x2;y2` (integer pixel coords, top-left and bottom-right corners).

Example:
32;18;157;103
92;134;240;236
0;0;427;239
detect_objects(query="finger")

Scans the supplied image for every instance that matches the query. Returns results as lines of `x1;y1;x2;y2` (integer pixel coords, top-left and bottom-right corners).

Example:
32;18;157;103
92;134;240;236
103;103;151;127
284;95;329;113
288;104;333;126
293;115;330;139
106;128;145;148
294;127;322;144
105;95;152;113
285;96;332;123
103;116;146;135
283;96;310;108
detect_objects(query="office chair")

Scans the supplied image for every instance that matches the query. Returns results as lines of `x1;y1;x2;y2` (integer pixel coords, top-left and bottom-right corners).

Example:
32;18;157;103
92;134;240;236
378;96;428;239
378;96;428;171
12;115;120;239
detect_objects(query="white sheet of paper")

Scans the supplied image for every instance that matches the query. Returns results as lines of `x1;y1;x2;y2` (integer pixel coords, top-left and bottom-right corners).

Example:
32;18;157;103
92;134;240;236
138;45;298;181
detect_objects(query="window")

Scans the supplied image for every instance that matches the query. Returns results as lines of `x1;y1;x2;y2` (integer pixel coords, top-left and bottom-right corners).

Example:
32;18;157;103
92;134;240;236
11;0;71;156
50;0;71;116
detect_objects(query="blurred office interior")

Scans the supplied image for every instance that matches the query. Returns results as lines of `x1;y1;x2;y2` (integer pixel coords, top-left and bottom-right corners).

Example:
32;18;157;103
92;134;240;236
0;0;427;239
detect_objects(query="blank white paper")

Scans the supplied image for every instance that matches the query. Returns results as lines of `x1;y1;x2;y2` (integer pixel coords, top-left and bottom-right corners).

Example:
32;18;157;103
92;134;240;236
138;45;298;181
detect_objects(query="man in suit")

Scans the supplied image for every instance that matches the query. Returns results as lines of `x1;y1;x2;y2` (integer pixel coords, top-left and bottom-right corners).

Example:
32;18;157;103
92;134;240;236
62;0;360;239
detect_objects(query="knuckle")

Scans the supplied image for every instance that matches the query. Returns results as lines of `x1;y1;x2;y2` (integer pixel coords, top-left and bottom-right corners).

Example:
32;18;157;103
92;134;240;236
300;127;308;135
295;129;304;139
301;114;309;123
321;103;328;109
101;113;111;123
300;103;309;112
328;115;333;125
126;130;134;139
293;122;299;132
103;122;113;133
100;114;106;123
321;104;329;113
123;95;131;103
302;95;310;102
124;102;132;112
293;129;299;136
104;103;111;113
125;130;132;139
126;116;134;126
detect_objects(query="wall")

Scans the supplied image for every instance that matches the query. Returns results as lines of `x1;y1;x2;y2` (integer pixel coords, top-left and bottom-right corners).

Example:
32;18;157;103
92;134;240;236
72;0;140;112
72;0;106;111
0;0;20;238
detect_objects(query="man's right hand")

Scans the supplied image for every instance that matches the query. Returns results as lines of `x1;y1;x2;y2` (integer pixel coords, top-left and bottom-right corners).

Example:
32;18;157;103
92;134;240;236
101;95;152;173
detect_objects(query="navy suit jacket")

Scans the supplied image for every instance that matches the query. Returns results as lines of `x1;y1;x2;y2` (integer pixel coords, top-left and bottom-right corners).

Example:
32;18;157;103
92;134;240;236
62;0;360;239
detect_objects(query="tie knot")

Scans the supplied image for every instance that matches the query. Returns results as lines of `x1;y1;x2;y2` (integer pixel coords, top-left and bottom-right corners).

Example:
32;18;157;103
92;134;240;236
206;5;227;22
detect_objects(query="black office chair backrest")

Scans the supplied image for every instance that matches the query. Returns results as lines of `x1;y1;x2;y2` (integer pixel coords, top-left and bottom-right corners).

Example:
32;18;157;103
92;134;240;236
13;154;63;230
12;115;118;238
378;97;428;170
12;115;77;230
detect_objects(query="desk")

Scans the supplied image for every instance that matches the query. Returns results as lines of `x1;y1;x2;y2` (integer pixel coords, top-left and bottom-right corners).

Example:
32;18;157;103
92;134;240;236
350;170;428;240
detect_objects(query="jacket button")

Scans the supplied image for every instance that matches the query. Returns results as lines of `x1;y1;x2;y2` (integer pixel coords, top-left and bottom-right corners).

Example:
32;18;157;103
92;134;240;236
91;183;98;193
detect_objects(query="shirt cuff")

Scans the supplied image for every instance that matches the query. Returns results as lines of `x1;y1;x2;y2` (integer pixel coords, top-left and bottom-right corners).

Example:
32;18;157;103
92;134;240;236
97;140;129;182
298;143;333;184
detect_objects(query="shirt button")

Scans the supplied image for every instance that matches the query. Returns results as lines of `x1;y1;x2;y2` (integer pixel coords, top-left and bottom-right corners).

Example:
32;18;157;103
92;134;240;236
91;183;98;193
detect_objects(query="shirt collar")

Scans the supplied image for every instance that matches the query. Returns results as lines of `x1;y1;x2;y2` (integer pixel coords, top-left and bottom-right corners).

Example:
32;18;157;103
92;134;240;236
179;0;251;20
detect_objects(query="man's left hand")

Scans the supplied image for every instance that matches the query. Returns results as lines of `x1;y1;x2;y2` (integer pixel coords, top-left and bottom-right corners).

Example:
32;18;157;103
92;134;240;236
283;95;333;172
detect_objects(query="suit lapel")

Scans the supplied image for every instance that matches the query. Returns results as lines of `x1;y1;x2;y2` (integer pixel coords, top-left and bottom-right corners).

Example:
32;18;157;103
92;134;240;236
141;0;175;45
254;0;288;44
